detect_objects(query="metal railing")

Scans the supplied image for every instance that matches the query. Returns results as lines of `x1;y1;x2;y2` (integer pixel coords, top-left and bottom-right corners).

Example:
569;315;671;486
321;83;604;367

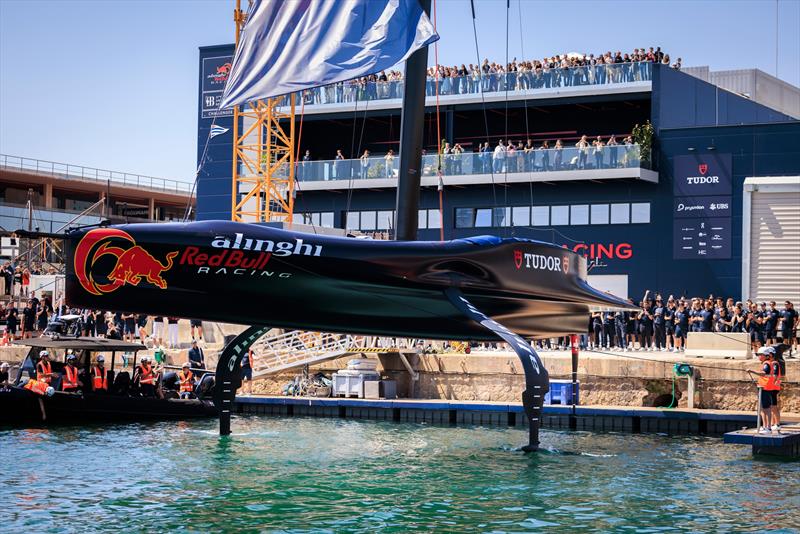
0;154;193;194
274;62;654;107
249;144;642;182
250;330;368;377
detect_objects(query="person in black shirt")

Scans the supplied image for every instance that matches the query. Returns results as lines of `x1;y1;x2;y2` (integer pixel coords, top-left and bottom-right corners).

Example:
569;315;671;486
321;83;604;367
765;301;780;345
638;300;654;351
699;300;714;333
95;311;108;337
5;308;18;339
674;302;689;352
730;304;746;332
716;307;732;332
779;301;798;356
614;310;627;352
626;299;637;350
188;340;205;370
746;304;763;351
664;297;676;352
590;312;603;350
603;311;615;349
21;301;35;339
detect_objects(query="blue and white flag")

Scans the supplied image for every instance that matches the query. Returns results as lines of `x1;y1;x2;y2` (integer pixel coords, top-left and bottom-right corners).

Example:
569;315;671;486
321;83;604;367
220;0;439;109
209;125;230;139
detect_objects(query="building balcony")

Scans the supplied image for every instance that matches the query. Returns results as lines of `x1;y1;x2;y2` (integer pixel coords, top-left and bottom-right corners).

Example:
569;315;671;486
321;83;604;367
252;144;657;192
275;63;653;115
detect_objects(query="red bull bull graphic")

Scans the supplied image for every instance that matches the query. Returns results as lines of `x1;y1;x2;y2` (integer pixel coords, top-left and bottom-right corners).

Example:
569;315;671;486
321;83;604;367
73;228;177;295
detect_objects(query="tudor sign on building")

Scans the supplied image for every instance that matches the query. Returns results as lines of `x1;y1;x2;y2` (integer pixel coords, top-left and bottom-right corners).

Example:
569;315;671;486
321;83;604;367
672;154;733;260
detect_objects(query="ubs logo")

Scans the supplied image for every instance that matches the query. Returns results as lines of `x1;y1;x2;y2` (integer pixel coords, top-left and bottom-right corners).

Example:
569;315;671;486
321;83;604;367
698;163;708;175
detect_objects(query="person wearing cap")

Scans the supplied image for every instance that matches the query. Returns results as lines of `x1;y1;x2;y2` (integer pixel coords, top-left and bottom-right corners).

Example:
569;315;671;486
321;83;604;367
188;340;205;371
36;350;54;385
673;301;688;353
92;355;109;393
178;362;194;399
764;301;780;346
62;354;82;393
753;347;780;433
135;356;157;397
664;297;676;352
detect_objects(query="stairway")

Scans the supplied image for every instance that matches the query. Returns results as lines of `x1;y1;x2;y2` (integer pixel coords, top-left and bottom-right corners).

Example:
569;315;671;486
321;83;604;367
250;331;378;377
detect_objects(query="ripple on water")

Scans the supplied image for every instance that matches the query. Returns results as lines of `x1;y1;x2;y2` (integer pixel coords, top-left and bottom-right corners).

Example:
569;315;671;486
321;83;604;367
1;416;799;532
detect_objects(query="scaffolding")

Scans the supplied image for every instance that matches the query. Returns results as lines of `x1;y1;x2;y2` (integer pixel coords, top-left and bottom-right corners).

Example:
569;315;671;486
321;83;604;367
230;0;296;223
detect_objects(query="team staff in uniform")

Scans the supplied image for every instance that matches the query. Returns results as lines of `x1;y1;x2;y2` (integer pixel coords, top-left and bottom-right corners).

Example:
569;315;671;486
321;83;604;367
36;350;53;384
135;356;157;397
673;302;688;353
614;310;627;352
764;301;780;346
62;354;82;393
637;300;654;351
92;355;109;392
780;301;798;355
178;363;194;399
653;297;666;351
664;297;676;352
754;347;781;433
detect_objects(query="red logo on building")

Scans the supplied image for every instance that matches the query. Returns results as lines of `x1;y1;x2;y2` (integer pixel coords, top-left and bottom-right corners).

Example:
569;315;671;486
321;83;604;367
207;62;232;85
698;163;708;175
513;250;523;269
74;228;177;296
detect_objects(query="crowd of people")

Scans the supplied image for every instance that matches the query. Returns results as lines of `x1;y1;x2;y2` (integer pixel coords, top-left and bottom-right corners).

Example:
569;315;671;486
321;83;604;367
575;295;798;355
299;134;641;182
284;46;679;105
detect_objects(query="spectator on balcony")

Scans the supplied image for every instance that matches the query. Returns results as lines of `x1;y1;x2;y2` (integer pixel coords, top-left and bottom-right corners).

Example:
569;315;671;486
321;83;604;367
592;136;605;169
453;144;464;174
506;142;516;172
576;135;590;170
537;141;549;171
299;150;311;180
672;57;682;70
1;262;12;296
492;140;506;173
623;136;637;167
384;149;395;178
479;142;491;174
553;139;563;170
442;142;453;174
524;139;534;172
607;135;619;168
360;150;371;179
334;149;345;180
662;54;671;67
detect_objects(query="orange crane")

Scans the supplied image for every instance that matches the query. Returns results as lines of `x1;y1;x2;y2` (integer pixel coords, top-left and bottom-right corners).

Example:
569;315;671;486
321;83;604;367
230;0;296;223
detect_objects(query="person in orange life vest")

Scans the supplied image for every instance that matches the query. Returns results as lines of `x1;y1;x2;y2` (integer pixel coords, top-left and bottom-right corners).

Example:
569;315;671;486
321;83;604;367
759;346;783;430
135;356;157;397
178;362;194;399
91;354;109;393
753;347;779;433
36;350;54;384
62;354;83;393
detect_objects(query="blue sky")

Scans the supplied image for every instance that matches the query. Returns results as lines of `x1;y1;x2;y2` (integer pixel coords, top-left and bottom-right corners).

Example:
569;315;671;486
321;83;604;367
1;0;798;183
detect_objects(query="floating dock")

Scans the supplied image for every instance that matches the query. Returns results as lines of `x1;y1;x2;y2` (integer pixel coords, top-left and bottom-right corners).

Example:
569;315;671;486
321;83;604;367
724;424;800;458
236;395;785;437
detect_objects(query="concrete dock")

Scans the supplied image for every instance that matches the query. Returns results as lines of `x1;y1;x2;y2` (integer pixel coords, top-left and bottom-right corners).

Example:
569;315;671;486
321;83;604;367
236;395;799;438
724;424;800;458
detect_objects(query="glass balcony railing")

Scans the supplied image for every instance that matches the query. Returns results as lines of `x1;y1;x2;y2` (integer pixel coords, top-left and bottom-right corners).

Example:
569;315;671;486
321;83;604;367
248;144;642;182
275;62;654;107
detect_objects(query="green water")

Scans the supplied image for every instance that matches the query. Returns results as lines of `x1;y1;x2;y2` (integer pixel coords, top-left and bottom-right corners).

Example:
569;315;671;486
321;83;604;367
1;416;798;533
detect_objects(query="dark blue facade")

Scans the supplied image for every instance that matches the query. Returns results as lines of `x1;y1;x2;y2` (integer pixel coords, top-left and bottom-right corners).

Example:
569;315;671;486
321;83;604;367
197;48;799;300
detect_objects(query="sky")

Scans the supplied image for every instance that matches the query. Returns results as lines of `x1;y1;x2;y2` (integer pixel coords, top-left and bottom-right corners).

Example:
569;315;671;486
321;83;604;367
1;0;798;183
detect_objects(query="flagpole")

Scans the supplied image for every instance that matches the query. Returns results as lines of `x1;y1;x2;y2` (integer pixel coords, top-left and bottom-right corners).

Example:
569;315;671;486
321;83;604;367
394;0;432;241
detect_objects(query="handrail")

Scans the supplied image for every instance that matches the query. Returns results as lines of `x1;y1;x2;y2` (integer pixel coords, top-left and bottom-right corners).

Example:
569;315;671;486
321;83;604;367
0;154;193;194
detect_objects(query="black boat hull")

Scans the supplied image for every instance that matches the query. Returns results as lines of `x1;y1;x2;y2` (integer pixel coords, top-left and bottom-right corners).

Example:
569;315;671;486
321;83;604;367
0;387;217;426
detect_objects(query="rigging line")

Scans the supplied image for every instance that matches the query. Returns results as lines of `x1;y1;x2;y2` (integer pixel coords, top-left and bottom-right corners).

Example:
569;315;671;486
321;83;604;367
292;94;319;234
503;0;510;237
469;0;499;217
580;347;762;375
344;83;373;230
517;0;534;238
433;0;444;241
343;84;361;229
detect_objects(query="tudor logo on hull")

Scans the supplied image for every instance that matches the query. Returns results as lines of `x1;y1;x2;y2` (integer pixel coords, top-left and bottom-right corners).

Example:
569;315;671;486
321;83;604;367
514;250;570;274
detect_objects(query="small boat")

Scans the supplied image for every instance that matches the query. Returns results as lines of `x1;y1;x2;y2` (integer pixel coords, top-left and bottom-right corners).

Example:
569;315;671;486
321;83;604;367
0;337;216;426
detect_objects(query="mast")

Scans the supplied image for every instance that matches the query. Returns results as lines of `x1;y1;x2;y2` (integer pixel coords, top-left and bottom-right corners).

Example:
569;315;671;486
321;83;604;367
394;0;432;241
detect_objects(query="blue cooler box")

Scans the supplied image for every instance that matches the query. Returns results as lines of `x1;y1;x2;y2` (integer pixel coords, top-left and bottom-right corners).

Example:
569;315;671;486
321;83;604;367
544;379;580;405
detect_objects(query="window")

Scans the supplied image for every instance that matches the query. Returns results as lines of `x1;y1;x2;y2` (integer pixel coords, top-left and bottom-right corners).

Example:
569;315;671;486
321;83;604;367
418;210;428;229
512;206;530;226
427;209;441;229
321;212;334;228
492;207;511;227
610;203;630;224
551;206;569;226
570;204;589;225
474;208;492;227
377;210;393;230
455;208;474;228
591;204;609;225
346;211;359;230
631;202;650;224
360;211;377;230
531;206;549;226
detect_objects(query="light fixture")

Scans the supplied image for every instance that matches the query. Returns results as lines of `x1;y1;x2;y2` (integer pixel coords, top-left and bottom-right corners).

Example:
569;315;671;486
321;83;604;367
706;146;716;151
687;147;696;152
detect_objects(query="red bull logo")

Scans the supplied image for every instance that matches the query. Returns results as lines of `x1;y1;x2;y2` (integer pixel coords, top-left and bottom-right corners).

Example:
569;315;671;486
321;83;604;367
74;228;177;295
